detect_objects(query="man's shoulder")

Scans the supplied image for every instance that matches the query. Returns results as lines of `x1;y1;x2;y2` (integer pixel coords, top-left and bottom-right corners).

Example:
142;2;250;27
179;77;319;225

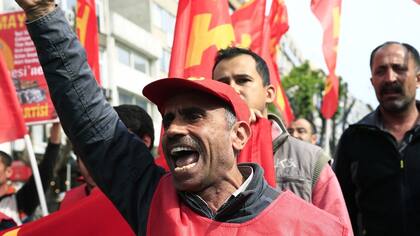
282;136;327;160
275;190;349;233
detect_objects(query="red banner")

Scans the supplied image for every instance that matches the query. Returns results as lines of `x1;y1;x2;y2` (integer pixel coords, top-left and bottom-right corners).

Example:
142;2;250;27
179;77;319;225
0;53;27;143
311;0;342;119
231;0;294;125
231;0;265;53
268;0;289;58
76;0;101;85
0;11;56;124
0;188;134;236
169;0;235;79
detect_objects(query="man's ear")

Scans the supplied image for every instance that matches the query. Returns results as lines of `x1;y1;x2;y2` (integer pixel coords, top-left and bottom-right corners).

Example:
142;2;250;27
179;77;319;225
141;135;153;150
232;121;251;152
416;70;420;88
5;167;12;179
265;84;276;104
311;134;318;145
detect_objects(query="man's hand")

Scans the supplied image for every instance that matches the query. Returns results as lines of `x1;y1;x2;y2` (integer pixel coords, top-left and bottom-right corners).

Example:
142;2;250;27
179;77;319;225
249;108;263;124
49;122;62;144
15;0;56;21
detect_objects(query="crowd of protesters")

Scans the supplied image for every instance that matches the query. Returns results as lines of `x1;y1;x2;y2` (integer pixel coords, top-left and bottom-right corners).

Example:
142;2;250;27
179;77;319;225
0;1;419;235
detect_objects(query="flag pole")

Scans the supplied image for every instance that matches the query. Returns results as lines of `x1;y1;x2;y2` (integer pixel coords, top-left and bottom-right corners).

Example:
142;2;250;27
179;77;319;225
323;119;332;156
24;134;49;216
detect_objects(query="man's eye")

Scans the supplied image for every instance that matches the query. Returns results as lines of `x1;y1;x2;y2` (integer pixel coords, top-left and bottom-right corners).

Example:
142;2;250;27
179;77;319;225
297;128;307;134
393;65;408;73
236;78;250;84
185;113;203;121
162;113;174;130
374;68;385;76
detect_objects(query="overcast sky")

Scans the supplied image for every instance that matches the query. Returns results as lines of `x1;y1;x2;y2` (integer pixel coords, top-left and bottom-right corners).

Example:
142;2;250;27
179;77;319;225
283;0;420;107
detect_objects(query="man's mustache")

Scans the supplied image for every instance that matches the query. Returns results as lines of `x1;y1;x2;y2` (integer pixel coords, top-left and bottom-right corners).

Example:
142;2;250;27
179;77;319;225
380;83;403;96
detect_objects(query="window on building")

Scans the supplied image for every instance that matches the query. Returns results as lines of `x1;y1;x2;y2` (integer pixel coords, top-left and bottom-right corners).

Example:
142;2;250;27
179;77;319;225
118;89;148;110
160;49;171;73
151;2;175;46
117;44;131;66
116;44;150;75
133;53;150;74
99;47;107;83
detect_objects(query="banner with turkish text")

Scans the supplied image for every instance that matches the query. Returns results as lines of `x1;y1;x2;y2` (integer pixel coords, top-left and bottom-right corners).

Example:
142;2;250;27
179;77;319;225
311;0;342;119
0;11;56;124
76;0;101;85
0;53;27;143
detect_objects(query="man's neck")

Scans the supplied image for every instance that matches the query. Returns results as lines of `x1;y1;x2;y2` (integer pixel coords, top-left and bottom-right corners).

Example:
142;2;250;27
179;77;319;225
380;103;419;142
197;167;244;213
0;183;10;197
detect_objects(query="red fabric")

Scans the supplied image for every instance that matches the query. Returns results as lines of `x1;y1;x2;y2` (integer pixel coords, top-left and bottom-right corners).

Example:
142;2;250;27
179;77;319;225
1;187;134;235
238;118;276;187
147;174;349;236
414;0;420;5
311;0;342;119
76;0;101;85
231;0;294;125
9;161;32;182
0;54;27;144
168;0;235;79
261;17;294;125
268;0;289;58
154;155;169;171
312;165;354;236
59;184;89;210
231;0;265;51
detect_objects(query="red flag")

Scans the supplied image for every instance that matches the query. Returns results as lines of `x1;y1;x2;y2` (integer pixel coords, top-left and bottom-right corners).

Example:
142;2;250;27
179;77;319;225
0;188;134;236
264;0;294;125
414;0;420;4
231;0;266;52
238;118;276;187
0;54;27;143
311;0;342;119
268;0;289;58
169;0;235;79
76;0;101;85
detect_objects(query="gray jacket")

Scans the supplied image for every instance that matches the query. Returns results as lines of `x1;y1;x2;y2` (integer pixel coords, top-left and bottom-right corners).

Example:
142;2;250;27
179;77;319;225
270;114;330;202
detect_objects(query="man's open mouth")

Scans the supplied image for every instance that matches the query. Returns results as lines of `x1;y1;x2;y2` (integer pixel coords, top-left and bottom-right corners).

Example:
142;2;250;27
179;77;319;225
170;146;199;172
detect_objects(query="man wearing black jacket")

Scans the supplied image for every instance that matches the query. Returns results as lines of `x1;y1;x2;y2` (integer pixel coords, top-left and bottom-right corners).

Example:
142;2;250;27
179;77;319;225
335;42;420;236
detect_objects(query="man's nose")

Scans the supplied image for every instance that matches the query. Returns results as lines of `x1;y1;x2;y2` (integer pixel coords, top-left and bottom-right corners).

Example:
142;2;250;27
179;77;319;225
384;68;398;82
230;82;241;95
165;120;188;138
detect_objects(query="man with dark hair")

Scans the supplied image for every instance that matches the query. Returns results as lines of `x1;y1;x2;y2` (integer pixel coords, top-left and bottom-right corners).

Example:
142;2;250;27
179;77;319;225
288;118;318;145
114;104;154;150
14;1;350;235
213;47;352;231
0;123;61;227
335;41;420;236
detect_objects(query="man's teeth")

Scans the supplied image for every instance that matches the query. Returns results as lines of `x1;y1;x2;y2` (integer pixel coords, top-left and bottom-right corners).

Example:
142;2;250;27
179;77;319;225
174;162;197;172
170;146;194;155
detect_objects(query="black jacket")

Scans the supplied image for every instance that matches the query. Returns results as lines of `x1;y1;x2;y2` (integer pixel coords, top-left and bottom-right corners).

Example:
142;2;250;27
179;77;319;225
26;8;279;236
334;106;420;236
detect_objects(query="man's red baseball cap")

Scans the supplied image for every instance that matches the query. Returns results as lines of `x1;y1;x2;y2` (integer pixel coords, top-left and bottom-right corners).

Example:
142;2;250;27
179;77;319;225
143;78;250;122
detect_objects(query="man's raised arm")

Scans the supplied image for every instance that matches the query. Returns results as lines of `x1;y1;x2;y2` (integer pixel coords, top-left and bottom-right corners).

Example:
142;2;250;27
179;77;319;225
14;1;165;232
